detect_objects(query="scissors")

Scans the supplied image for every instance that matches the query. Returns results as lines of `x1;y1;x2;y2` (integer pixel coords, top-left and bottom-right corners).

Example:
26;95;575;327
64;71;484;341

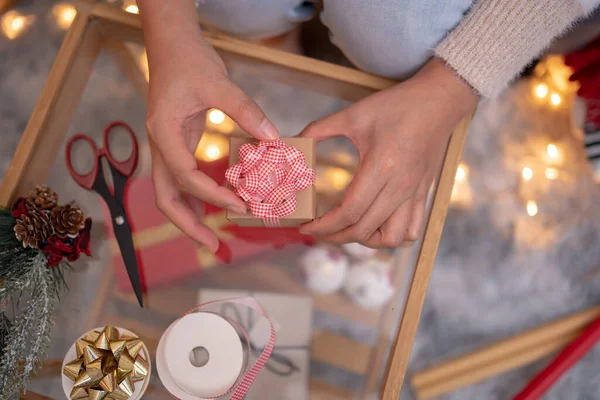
65;121;143;307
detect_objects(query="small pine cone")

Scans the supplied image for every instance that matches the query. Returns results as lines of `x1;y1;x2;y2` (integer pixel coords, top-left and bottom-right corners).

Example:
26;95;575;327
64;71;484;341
14;206;52;248
28;185;58;210
51;203;85;238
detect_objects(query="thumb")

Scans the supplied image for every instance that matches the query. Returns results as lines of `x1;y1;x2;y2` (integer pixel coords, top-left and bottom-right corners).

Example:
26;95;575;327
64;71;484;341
216;81;279;140
299;109;348;142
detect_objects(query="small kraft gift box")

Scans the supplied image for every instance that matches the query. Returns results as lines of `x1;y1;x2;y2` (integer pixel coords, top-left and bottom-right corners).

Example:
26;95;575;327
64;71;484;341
198;289;313;400
226;137;316;227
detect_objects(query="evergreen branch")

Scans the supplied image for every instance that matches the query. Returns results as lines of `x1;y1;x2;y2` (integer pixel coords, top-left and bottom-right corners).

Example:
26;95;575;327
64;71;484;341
0;253;58;399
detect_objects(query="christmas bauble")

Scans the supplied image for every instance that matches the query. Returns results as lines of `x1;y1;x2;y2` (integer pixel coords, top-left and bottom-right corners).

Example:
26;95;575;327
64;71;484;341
344;259;394;309
299;246;349;294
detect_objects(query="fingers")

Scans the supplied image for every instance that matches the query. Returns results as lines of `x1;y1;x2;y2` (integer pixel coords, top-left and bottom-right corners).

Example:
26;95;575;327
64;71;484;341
214;80;279;140
406;198;427;241
322;183;405;245
300;159;385;236
299;109;351;142
151;147;219;251
150;118;246;213
360;198;414;249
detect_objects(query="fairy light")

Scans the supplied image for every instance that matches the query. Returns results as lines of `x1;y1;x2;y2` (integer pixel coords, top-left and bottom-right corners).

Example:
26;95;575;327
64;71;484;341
52;3;76;29
139;50;149;81
535;83;549;99
327;168;352;191
125;4;139;14
208;109;226;125
455;164;468;181
194;133;228;162
1;11;34;40
204;145;221;161
451;163;472;206
550;93;561;106
545;167;558;180
547;143;559;159
526;200;538;217
522;167;533;181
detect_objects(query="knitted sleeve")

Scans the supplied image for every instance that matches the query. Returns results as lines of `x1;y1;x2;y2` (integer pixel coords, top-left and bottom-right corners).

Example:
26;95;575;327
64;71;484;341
435;0;600;98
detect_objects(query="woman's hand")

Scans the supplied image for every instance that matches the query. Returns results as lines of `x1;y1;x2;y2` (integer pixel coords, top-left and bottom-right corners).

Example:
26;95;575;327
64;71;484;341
139;0;279;251
299;58;478;248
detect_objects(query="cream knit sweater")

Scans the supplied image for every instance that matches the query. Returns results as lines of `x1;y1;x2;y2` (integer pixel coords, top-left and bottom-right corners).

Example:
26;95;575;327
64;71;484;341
436;0;600;98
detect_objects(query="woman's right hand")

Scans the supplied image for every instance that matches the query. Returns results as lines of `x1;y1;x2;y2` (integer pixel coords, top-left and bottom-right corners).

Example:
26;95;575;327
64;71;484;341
139;0;279;252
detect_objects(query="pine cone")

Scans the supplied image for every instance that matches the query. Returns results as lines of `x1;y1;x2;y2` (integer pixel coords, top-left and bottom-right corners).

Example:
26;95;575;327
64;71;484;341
51;203;85;238
28;185;58;210
14;205;52;248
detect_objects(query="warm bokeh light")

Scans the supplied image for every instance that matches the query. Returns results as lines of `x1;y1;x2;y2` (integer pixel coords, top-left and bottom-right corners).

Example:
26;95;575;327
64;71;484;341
139;50;149;81
550;93;561;106
545;167;559;180
204;145;221;161
455;164;468;181
194;133;228;162
208;109;226;125
324;167;352;191
52;3;76;29
535;83;549;99
125;5;139;14
547;143;559;159
526;200;538;217
451;179;473;206
522;167;533;181
1;11;35;40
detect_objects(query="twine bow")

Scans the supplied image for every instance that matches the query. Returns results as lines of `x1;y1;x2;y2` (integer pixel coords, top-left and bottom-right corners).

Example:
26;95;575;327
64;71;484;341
226;140;315;227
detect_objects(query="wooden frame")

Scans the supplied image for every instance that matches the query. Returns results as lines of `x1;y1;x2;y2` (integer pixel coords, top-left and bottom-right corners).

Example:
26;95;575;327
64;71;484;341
0;1;473;398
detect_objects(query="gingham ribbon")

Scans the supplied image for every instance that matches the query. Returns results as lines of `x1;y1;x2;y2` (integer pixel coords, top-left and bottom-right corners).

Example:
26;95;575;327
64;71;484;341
225;140;315;227
170;297;276;400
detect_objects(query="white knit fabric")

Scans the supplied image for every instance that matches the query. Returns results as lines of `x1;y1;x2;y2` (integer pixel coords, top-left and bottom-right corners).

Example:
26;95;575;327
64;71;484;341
435;0;598;98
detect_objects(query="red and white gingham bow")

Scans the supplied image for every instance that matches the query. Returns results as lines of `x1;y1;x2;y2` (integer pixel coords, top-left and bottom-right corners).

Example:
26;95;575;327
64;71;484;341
225;140;315;227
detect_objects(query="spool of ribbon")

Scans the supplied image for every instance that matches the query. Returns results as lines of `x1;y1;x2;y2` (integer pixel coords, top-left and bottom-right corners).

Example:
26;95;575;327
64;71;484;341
157;297;276;399
225;140;315;227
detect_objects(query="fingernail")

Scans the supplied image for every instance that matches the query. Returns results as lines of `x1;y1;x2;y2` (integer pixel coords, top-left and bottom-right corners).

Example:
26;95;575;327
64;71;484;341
228;205;246;214
260;118;279;139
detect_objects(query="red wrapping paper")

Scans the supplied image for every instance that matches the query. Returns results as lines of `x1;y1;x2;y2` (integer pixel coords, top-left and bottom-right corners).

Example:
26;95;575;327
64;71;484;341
103;158;315;291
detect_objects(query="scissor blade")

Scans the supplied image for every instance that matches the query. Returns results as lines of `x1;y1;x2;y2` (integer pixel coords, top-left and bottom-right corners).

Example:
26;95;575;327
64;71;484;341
112;219;144;307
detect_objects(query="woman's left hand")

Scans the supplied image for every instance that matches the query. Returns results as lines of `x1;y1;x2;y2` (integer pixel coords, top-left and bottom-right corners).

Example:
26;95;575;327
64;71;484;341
299;58;478;248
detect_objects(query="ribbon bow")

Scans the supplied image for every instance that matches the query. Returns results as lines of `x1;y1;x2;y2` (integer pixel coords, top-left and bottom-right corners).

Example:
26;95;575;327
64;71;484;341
63;326;149;400
226;140;315;227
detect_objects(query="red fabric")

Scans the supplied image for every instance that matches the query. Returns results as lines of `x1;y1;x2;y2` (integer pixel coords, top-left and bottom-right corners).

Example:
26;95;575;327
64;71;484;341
39;218;92;266
565;35;600;127
226;140;315;227
11;197;27;218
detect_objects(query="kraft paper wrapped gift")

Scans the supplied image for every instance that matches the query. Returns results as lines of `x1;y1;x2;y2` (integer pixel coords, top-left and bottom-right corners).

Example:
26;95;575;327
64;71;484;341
198;289;312;400
226;137;316;227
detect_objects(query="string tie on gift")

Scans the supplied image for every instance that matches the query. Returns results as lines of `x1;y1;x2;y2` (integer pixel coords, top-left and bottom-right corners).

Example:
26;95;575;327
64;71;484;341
225;140;315;227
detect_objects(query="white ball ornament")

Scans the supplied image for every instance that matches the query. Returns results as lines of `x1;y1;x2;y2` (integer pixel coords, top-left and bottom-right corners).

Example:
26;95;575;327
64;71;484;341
341;242;378;260
299;246;349;294
344;259;394;309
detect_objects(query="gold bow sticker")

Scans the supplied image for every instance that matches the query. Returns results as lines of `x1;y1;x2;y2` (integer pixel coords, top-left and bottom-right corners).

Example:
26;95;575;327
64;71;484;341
63;326;149;400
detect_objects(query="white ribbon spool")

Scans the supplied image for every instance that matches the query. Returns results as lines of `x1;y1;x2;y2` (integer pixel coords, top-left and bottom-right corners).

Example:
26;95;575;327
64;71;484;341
157;297;275;400
157;313;244;399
